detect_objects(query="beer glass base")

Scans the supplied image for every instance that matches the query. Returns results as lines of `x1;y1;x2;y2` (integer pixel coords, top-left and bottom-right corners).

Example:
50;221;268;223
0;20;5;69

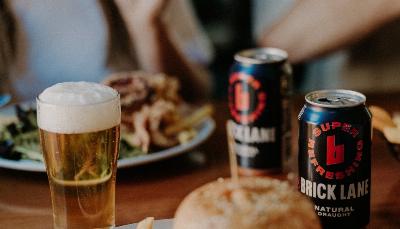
53;223;115;229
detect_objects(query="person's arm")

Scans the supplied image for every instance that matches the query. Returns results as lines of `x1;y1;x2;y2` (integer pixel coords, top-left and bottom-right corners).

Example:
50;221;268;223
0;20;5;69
259;0;400;63
114;0;212;102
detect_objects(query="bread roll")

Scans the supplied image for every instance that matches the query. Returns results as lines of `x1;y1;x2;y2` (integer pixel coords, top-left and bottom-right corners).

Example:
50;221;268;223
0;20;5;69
174;177;320;229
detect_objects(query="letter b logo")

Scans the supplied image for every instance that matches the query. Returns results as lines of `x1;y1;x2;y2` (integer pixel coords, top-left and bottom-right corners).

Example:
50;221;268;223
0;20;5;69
234;84;250;111
326;135;344;165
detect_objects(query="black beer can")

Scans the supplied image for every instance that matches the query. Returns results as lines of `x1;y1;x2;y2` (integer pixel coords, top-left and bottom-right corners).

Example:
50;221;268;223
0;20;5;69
228;48;292;176
298;90;371;228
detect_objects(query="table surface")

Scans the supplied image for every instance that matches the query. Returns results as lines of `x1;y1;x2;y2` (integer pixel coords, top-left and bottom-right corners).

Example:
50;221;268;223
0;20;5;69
1;95;400;229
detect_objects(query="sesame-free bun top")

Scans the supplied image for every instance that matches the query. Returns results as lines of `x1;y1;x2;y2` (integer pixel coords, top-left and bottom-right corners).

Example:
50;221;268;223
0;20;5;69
174;177;321;229
37;82;120;133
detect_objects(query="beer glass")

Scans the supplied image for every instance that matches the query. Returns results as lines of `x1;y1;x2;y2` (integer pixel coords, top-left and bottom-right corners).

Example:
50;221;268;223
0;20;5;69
37;82;121;229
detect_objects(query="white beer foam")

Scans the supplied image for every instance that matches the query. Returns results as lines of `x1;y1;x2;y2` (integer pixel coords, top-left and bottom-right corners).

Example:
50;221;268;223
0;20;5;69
37;82;121;133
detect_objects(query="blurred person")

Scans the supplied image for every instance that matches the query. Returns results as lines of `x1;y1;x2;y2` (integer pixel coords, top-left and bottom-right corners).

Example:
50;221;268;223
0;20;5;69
0;0;213;102
253;0;400;92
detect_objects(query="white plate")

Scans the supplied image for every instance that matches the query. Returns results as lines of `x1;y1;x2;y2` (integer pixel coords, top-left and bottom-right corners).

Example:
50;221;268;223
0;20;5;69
0;104;215;172
118;219;173;229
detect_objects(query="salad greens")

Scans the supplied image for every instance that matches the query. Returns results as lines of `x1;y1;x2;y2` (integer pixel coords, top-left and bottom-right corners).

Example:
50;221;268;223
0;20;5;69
0;106;40;161
0;105;146;162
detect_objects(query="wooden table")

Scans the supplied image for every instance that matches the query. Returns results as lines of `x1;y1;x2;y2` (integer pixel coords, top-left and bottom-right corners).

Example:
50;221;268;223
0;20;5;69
0;95;399;228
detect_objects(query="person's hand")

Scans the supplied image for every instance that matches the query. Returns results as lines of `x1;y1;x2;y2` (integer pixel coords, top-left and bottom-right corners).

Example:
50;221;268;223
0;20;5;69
259;0;400;63
113;0;212;100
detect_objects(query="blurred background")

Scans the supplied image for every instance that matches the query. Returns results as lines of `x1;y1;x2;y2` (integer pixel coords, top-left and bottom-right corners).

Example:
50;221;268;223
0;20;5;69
192;0;400;97
1;0;400;102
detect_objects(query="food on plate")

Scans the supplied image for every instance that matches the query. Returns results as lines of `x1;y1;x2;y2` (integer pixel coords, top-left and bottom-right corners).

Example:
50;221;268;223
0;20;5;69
370;105;400;143
369;105;400;159
393;112;400;127
383;127;400;144
173;177;321;229
369;105;396;132
0;71;212;163
104;71;212;154
136;217;155;229
0;105;40;160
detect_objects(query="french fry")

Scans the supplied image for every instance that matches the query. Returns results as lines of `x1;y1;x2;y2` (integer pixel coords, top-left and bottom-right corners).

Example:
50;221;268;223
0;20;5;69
392;112;400;128
136;217;154;229
383;127;400;144
164;104;213;136
369;106;396;133
372;118;394;133
177;129;197;144
369;106;396;127
369;106;400;145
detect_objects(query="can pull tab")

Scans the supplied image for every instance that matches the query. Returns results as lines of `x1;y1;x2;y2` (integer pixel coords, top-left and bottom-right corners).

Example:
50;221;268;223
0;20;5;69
253;53;283;62
318;97;340;103
317;97;346;105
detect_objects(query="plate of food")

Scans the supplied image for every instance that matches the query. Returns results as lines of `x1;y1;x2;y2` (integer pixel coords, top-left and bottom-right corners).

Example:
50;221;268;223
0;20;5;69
0;71;215;172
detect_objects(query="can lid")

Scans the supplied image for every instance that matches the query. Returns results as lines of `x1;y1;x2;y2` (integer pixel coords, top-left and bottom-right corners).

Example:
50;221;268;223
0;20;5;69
305;89;366;108
234;48;288;64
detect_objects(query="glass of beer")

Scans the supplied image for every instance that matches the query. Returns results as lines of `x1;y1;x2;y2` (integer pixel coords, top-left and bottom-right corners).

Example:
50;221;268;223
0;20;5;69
37;82;121;229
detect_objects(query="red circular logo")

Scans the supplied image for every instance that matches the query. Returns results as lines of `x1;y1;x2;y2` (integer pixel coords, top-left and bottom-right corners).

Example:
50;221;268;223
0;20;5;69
307;122;364;180
229;73;266;124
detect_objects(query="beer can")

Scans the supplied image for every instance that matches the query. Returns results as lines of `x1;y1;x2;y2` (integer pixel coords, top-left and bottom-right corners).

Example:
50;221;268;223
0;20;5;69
298;89;371;228
228;47;292;176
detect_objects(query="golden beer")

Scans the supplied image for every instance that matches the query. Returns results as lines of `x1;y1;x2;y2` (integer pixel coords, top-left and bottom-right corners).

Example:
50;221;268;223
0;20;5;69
40;126;119;228
37;82;121;229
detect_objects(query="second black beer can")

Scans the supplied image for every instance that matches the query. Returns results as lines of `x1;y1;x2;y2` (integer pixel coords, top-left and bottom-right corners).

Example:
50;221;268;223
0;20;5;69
228;47;292;176
298;89;371;228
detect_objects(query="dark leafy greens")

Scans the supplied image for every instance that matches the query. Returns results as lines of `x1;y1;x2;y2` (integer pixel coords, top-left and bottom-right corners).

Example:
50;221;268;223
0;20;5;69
0;105;40;161
0;105;145;162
